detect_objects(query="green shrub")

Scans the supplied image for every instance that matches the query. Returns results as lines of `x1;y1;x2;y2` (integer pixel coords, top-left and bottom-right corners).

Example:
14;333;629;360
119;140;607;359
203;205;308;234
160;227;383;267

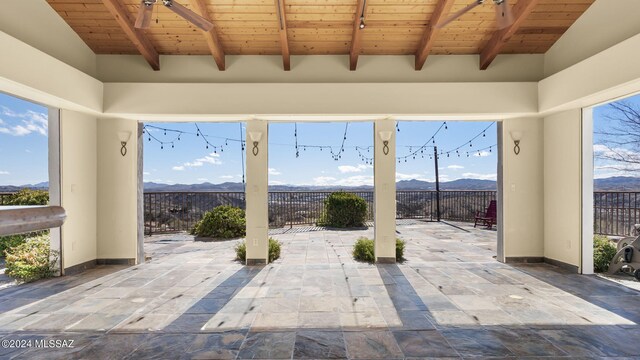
192;205;246;239
594;235;617;273
353;237;375;263
0;234;28;257
318;192;367;228
353;237;406;263
396;238;406;261
5;233;58;283
235;238;281;263
5;189;49;206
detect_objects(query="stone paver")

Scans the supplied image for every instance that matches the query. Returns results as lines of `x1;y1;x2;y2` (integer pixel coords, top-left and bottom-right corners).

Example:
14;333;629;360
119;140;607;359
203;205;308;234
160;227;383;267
0;221;638;358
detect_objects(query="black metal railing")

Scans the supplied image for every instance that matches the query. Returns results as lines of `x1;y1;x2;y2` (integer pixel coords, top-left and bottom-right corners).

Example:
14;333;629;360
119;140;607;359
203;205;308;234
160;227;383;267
143;190;496;235
0;193;14;205
594;191;640;236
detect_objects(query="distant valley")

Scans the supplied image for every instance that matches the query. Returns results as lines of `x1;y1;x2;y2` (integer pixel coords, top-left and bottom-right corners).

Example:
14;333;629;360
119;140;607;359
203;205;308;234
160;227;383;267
4;176;640;192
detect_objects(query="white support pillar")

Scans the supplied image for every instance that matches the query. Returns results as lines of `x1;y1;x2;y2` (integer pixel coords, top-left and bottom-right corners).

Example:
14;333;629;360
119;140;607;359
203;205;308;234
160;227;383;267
245;120;269;265
374;119;397;263
48;108;62;275
581;108;594;274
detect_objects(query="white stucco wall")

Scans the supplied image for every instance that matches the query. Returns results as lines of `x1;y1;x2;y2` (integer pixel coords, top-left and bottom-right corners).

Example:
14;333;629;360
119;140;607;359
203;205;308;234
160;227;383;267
501;117;544;259
60;110;98;269
543;109;582;269
544;0;640;77
0;0;96;76
97;118;139;261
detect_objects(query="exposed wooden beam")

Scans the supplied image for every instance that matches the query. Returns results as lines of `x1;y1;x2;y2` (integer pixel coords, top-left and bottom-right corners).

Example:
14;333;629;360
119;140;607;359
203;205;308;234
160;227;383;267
479;0;540;70
274;0;290;71
189;0;225;71
415;0;456;71
101;0;160;71
349;0;366;71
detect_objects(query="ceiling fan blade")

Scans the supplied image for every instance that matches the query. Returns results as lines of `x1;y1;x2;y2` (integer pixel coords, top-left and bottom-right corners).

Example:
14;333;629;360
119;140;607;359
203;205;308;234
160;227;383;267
435;1;482;29
495;0;514;29
135;1;154;29
164;0;214;32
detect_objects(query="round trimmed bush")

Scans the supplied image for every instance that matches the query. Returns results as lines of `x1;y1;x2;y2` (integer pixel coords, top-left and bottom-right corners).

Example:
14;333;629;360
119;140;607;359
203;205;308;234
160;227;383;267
594;235;617;273
192;205;246;239
318;192;367;228
5;233;58;283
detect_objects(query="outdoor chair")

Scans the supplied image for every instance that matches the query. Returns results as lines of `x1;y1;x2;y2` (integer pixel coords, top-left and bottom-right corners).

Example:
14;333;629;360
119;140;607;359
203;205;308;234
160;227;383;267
474;200;497;229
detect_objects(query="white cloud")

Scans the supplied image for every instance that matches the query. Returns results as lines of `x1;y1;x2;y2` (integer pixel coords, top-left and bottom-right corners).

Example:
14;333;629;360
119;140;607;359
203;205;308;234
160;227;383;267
462;172;497;181
219;175;235;180
269;180;286;185
593;144;640;178
0;171;9;175
447;165;464;170
312;176;337;186
338;164;372;173
173;152;221;171
197;178;208;182
0;107;48;137
268;168;281;175
143;172;150;176
473;151;491;157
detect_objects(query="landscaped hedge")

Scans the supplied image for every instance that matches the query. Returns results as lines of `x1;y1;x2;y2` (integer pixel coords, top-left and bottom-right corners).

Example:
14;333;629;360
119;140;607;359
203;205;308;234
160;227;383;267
352;237;406;263
594;235;617;273
3;189;49;206
235;238;281;263
192;205;246;239
318;192;367;228
5;233;58;283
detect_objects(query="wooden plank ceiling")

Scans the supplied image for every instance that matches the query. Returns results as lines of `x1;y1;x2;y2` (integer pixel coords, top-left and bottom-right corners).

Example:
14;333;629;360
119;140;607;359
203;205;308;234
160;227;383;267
46;0;594;71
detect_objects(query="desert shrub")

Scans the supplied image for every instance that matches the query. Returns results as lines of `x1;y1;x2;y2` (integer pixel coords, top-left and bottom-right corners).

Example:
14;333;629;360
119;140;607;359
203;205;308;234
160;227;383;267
594;235;617;273
5;233;58;283
396;238;406;261
5;189;49;206
192;205;246;239
353;237;406;263
235;238;281;263
268;238;281;263
353;237;375;263
318;192;367;228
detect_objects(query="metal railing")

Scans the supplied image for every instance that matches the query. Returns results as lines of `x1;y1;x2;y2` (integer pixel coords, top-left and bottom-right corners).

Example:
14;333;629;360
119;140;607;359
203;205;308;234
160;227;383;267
143;190;496;235
594;191;640;236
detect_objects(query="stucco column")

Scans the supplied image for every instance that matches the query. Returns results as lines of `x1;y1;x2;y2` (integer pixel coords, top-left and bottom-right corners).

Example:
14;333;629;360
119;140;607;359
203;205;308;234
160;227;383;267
374;119;397;263
245;119;269;265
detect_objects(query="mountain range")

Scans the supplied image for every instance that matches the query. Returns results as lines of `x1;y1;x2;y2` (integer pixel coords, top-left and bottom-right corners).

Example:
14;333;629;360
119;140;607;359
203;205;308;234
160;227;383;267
3;176;640;192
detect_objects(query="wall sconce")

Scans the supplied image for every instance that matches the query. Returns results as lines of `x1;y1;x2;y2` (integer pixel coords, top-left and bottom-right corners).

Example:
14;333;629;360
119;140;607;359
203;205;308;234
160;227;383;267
118;131;132;157
378;131;392;155
248;131;262;156
510;131;522;155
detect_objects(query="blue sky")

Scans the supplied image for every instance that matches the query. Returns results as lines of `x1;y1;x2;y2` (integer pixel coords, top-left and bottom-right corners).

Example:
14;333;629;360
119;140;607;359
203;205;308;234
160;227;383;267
0;93;49;185
4;90;639;186
144;121;498;186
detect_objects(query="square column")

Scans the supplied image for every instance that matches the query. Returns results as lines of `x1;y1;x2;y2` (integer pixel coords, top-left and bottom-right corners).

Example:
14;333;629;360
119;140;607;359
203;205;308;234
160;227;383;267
374;119;396;263
245;120;269;265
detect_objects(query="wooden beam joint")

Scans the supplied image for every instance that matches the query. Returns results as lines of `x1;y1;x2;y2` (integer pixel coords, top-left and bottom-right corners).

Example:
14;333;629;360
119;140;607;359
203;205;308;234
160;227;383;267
101;0;160;71
189;0;226;71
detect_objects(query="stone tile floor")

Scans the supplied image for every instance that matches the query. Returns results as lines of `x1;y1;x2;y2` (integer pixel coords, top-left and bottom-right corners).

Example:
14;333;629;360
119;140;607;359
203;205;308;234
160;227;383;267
0;221;639;359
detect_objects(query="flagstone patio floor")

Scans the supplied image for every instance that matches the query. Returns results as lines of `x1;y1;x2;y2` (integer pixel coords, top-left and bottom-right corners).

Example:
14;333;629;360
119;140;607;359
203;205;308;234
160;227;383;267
0;221;639;359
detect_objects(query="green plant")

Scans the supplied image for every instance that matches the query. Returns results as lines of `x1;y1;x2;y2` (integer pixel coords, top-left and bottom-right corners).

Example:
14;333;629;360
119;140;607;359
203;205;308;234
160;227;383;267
353;237;375;263
5;233;58;283
396;238;406;261
594;235;617;273
0;234;28;257
234;238;281;263
352;237;406;263
5;189;49;206
192;205;246;239
317;192;367;228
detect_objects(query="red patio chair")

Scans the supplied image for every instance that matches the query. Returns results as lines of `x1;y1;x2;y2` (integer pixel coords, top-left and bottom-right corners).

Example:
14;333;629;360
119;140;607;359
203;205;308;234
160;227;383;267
474;200;497;229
